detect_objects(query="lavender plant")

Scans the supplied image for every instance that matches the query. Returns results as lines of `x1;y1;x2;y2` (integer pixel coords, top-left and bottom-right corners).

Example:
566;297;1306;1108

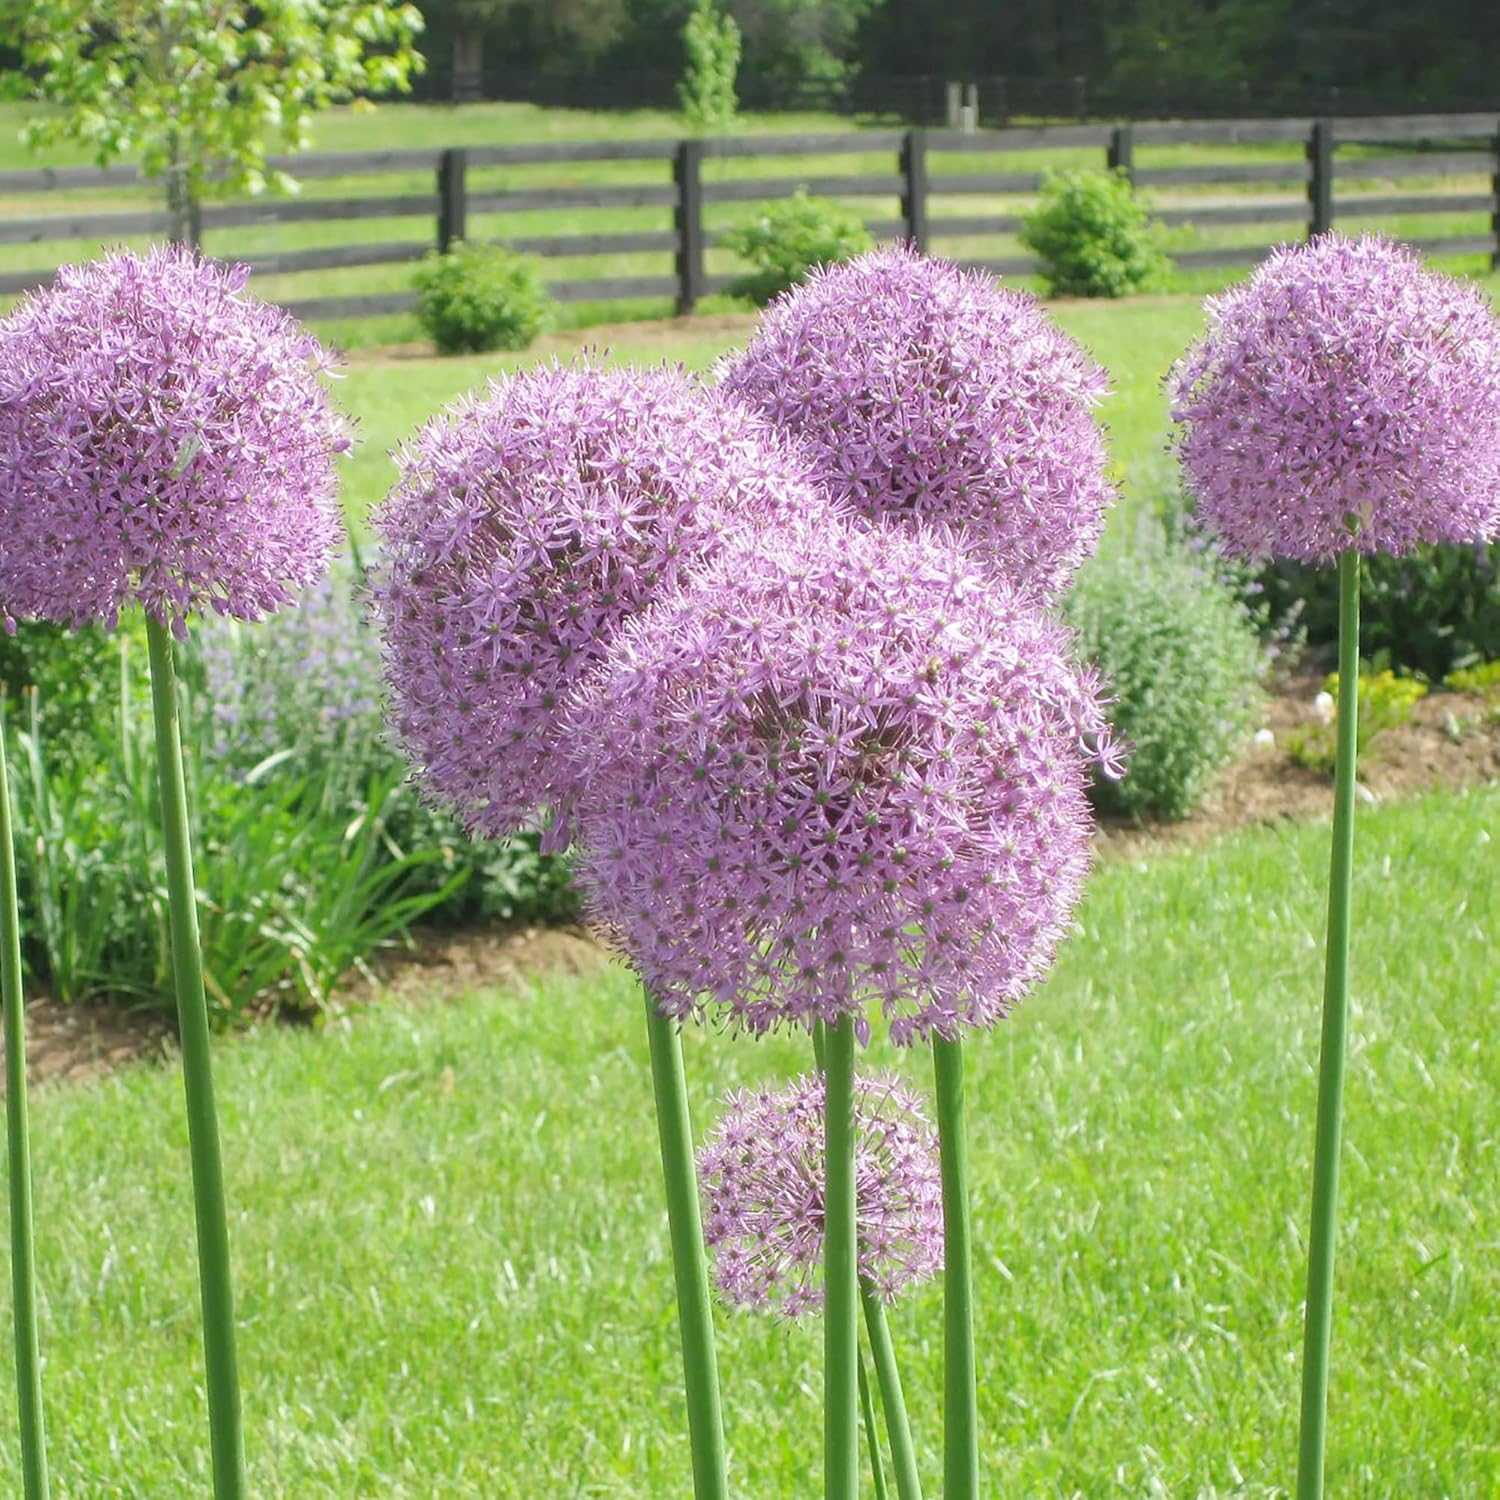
1169;232;1500;1500
565;516;1117;1499
0;245;350;1500
372;360;834;1500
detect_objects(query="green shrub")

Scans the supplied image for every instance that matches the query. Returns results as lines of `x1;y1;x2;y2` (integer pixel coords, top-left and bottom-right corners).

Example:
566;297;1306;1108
1254;544;1500;679
1065;535;1266;821
1020;168;1171;299
721;190;874;306
413;241;551;356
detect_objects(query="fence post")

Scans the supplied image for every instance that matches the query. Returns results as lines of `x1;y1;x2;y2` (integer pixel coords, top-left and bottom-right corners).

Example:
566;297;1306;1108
1108;124;1135;184
674;139;706;316
901;129;929;252
1491;123;1500;270
1307;119;1333;239
437;148;468;252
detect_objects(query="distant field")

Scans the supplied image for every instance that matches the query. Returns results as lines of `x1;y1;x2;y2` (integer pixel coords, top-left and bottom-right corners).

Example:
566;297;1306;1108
3;98;1496;349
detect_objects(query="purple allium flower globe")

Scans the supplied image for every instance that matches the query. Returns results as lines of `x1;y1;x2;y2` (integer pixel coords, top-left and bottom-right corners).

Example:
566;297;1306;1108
718;244;1114;598
372;360;833;843
565;518;1119;1044
0;245;349;633
1170;233;1500;562
698;1071;944;1317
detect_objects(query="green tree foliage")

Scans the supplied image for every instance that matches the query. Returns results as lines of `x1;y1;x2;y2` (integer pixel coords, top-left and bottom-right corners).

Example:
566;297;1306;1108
679;0;741;131
1;0;425;235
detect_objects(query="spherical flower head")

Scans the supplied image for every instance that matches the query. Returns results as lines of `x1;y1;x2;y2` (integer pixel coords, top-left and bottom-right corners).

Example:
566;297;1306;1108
370;359;834;842
697;1071;943;1318
1169;233;1500;563
565;517;1118;1043
717;244;1113;598
0;245;349;634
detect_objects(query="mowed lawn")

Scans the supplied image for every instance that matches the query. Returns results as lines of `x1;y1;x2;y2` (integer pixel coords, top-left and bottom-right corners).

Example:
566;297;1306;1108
1;785;1494;1496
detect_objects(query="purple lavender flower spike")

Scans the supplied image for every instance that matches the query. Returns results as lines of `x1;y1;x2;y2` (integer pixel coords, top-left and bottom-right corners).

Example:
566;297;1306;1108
718;243;1114;598
697;1071;944;1318
1170;233;1500;563
565;516;1118;1044
370;358;834;844
0;245;348;634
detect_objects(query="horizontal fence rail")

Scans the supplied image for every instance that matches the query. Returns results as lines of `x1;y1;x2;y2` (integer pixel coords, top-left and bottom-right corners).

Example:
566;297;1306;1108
1;111;1497;322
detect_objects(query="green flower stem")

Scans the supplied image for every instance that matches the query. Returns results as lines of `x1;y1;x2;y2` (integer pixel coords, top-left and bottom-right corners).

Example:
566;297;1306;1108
1;702;50;1500
933;1034;978;1500
145;617;247;1500
858;1346;890;1500
1296;549;1361;1500
642;992;728;1500
861;1279;923;1500
824;1014;859;1500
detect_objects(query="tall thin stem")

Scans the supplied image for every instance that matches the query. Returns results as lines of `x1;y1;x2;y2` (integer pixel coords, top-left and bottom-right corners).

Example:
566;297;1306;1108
642;992;728;1500
145;617;246;1500
858;1345;890;1500
932;1034;977;1500
1;701;50;1500
824;1015;859;1500
862;1280;923;1500
1296;549;1361;1500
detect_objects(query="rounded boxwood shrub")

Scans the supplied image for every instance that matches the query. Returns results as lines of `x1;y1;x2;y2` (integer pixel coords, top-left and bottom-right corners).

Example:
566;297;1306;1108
1065;535;1265;821
721;190;874;306
1020;168;1171;299
413;241;552;355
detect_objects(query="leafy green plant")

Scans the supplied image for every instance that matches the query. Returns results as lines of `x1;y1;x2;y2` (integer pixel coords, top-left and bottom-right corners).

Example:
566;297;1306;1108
1286;669;1429;774
721;190;874;306
1020;168;1172;299
678;0;742;133
413;242;552;356
1254;543;1500;680
1065;534;1265;821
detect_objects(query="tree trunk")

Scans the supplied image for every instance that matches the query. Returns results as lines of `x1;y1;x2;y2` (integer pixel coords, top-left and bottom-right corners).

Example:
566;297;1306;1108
453;27;484;103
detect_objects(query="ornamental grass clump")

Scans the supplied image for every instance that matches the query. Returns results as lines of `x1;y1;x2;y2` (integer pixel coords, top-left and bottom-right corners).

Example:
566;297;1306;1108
1169;232;1500;1500
566;515;1117;1499
0;244;351;1500
372;358;830;846
699;1069;941;1500
718;243;1114;599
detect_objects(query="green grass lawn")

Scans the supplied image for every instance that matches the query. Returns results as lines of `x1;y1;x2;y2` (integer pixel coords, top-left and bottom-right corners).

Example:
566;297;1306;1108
330;278;1500;541
331;295;1194;535
2;783;1494;1496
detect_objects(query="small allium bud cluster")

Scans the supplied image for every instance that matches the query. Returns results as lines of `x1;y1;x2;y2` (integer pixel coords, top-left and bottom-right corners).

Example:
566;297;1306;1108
565;518;1117;1043
719;243;1113;598
371;360;830;841
697;1071;944;1317
0;245;348;633
1170;233;1500;563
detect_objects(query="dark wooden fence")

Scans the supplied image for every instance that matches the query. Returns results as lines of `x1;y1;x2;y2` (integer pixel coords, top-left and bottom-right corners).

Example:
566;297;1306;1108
2;111;1497;325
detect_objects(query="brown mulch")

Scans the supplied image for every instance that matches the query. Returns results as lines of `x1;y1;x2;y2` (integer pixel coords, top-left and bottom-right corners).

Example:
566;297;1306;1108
1096;674;1500;856
6;680;1496;1091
